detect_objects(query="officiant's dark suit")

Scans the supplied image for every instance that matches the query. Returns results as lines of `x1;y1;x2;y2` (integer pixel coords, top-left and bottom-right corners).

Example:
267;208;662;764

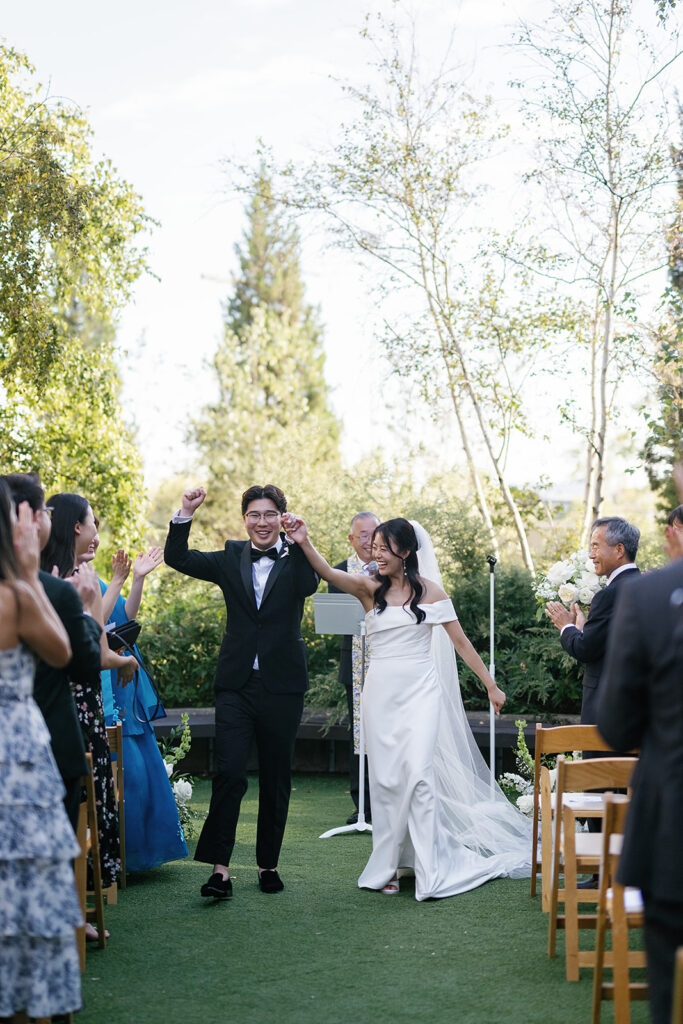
164;485;319;878
597;561;683;1024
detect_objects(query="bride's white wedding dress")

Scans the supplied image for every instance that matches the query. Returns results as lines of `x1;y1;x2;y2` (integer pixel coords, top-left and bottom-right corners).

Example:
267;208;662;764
357;525;532;901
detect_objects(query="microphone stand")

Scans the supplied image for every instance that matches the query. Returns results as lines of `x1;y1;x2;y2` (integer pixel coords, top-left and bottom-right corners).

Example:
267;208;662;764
320;615;371;838
487;554;497;791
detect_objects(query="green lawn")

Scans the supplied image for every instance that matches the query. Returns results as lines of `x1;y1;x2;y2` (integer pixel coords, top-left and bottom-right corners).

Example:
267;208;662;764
78;776;648;1024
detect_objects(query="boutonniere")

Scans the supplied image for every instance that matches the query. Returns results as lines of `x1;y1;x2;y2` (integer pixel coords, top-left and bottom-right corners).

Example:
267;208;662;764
279;544;290;558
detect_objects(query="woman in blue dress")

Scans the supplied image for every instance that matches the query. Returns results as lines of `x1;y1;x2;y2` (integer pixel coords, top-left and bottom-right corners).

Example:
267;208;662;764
96;545;188;872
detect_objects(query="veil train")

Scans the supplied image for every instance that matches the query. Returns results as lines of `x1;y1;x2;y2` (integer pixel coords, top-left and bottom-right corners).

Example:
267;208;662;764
410;520;532;875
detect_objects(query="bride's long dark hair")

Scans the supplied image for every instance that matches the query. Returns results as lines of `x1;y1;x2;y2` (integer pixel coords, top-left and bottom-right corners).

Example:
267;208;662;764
372;518;425;623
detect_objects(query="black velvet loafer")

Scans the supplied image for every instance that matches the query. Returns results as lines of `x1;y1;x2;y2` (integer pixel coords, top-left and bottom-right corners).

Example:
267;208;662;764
201;873;233;899
258;869;284;893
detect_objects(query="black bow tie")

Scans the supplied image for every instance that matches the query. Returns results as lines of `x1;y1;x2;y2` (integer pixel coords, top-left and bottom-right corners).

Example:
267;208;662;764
251;546;279;562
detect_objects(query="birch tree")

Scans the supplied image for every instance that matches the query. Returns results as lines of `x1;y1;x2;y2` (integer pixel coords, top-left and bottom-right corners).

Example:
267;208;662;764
248;15;572;572
514;0;682;539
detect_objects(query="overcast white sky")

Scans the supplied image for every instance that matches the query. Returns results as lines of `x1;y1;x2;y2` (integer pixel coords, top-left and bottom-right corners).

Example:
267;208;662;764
3;0;675;500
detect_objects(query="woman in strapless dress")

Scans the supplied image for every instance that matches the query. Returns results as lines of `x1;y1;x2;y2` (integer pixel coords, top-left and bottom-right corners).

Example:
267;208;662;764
282;513;531;901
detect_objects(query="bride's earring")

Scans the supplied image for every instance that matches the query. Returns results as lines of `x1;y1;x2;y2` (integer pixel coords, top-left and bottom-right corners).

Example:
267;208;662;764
402;558;407;577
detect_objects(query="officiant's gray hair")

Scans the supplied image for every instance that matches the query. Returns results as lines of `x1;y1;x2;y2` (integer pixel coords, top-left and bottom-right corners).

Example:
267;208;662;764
591;517;640;561
349;511;380;529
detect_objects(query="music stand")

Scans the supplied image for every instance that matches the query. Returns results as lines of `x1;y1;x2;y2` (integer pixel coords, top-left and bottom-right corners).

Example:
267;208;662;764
313;593;372;837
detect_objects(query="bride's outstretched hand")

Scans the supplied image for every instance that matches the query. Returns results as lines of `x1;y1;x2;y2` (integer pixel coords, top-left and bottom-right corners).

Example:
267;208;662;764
282;513;307;544
488;684;506;714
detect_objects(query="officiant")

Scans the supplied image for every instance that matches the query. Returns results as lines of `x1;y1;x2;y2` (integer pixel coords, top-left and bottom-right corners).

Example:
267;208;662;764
330;511;379;824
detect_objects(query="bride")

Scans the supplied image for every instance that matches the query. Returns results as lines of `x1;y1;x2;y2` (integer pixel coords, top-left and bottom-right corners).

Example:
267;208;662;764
282;513;531;900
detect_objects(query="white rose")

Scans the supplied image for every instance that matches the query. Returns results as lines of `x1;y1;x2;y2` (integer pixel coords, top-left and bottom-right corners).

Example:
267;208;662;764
577;586;594;604
558;583;578;605
516;794;534;816
578;571;599;590
164;760;173;778
173;779;193;805
547;560;572;586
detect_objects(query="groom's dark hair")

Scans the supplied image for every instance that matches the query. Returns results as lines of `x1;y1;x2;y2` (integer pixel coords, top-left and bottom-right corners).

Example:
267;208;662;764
241;484;287;515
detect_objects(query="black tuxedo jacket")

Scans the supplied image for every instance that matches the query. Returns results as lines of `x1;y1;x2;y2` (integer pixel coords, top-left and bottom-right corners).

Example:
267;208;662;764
597;561;683;903
560;566;640;723
35;570;101;781
330;559;352;689
164;521;320;694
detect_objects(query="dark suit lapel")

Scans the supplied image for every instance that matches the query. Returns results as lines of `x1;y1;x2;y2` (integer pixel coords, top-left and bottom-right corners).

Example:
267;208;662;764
239;542;258;611
260;541;289;607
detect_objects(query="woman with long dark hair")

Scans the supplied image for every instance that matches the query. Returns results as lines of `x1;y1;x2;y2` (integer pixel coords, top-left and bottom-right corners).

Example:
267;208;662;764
282;513;531;899
0;481;83;1018
42;492;138;895
82;538;189;872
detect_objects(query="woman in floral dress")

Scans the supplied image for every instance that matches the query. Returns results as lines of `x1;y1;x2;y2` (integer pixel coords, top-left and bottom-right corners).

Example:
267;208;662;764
0;482;83;1018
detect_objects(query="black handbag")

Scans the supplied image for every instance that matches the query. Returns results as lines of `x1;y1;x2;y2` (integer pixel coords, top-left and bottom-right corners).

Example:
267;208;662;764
105;619;141;651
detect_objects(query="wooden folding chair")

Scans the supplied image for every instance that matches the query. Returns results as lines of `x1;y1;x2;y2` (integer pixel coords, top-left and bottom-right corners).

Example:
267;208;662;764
531;723;613;909
591;794;647;1023
672;947;683;1024
105;723;126;894
548;754;637;981
74;752;107;967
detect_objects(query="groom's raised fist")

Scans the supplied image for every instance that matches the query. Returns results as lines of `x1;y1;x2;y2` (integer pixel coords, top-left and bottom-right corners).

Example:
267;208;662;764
181;487;207;516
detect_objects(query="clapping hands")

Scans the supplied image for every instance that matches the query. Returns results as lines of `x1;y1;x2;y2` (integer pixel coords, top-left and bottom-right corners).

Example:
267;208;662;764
111;549;132;585
133;546;164;578
12;501;41;580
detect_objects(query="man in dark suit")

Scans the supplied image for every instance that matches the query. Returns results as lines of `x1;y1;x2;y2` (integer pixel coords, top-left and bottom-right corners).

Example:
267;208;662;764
329;511;379;824
164;483;319;898
545;516;640;730
597;559;683;1024
2;473;102;832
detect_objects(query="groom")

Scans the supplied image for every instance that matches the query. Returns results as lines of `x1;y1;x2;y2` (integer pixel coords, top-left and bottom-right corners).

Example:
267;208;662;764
164;484;319;898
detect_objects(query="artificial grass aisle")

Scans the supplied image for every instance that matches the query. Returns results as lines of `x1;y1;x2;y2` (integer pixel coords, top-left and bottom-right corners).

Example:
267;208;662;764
79;777;648;1024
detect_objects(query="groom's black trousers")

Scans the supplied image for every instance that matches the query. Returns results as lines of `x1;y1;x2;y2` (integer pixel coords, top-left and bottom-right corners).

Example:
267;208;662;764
194;671;304;869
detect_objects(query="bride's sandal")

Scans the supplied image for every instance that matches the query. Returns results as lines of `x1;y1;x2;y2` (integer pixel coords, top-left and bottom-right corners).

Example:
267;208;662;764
381;874;400;895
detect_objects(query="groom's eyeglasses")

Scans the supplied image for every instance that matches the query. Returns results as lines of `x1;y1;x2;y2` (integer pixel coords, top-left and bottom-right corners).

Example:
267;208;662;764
244;511;280;523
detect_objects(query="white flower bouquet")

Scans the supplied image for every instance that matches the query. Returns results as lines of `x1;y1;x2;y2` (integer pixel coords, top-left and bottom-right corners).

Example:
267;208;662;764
534;549;605;615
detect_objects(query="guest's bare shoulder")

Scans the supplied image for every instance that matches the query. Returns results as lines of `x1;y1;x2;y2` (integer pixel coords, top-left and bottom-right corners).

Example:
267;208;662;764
419;578;449;604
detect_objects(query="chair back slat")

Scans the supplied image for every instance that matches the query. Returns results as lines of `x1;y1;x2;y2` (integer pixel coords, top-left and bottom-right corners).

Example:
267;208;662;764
558;755;637;794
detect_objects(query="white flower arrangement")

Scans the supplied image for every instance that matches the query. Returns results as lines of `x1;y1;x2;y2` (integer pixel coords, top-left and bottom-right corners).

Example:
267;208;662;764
534;549;606;612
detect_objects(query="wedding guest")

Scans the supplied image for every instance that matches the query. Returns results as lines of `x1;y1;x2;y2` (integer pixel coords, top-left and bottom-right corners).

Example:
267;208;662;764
0;473;99;832
164;484;319;898
545;516;640;733
42;492;138;895
598;557;683;1024
96;543;189;871
0;481;82;1020
545;516;639;872
329;511;379;824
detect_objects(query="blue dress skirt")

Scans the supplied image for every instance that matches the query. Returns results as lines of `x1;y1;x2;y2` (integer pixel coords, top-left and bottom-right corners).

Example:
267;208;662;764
100;584;188;871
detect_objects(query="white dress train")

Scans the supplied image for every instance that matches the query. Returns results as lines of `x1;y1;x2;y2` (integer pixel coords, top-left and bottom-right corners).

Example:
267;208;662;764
358;599;531;901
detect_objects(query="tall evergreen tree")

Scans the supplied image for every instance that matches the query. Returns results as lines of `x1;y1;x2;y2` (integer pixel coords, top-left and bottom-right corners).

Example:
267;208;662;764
192;171;340;539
